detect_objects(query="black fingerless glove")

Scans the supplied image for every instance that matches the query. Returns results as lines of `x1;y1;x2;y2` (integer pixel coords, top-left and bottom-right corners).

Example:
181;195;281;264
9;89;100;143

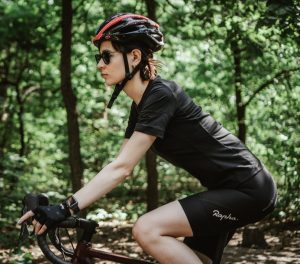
33;202;71;229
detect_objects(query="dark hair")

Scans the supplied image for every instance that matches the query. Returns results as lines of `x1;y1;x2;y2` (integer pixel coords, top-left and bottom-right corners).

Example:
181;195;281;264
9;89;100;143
111;41;160;81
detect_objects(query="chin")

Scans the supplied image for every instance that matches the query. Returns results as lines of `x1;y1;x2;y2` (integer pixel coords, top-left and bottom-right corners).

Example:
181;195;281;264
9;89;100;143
105;79;123;86
103;79;113;85
105;81;116;86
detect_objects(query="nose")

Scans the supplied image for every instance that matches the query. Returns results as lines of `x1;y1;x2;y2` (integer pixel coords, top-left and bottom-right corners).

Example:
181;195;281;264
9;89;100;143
96;58;106;70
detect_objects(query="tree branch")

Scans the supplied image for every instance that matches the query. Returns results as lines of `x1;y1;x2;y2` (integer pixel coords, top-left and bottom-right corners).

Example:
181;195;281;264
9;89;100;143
244;67;300;107
165;0;177;9
22;85;41;102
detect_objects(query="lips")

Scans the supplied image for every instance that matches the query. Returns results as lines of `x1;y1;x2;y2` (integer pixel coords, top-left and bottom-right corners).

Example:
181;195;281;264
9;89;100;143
101;73;108;78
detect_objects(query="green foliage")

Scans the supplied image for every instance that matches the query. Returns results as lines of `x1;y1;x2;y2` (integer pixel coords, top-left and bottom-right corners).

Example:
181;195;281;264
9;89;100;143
260;0;300;43
6;245;34;264
0;0;299;255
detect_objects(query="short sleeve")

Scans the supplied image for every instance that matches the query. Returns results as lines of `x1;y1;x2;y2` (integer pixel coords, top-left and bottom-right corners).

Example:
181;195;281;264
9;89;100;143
135;86;177;138
124;102;138;138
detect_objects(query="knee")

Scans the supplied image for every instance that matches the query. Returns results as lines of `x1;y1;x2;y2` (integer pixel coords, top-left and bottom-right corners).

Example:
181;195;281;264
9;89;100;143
132;215;159;247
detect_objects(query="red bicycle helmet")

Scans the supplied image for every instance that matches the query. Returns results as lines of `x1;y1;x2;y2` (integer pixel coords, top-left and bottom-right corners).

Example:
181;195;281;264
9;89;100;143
93;13;164;52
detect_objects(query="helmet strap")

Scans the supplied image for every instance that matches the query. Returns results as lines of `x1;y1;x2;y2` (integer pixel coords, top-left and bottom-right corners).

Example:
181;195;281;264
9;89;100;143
123;53;132;80
106;53;140;109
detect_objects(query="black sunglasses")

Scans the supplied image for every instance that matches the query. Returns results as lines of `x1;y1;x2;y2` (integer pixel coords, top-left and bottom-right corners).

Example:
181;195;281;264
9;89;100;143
95;50;115;65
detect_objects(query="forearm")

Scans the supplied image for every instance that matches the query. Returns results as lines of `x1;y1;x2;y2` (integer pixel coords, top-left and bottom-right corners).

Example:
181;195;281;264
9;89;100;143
72;161;130;211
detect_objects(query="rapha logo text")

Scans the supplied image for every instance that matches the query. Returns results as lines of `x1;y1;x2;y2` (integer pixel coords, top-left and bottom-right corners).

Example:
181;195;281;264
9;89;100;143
213;210;238;221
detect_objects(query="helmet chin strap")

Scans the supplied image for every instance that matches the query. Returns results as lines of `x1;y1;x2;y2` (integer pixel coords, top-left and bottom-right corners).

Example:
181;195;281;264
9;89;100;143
107;53;140;109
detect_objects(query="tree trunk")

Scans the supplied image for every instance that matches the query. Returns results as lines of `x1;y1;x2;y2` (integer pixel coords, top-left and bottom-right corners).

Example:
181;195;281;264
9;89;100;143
61;0;83;192
231;36;268;248
231;39;246;143
241;226;269;249
145;0;157;21
145;0;159;211
0;81;8;157
15;83;25;157
0;81;9;183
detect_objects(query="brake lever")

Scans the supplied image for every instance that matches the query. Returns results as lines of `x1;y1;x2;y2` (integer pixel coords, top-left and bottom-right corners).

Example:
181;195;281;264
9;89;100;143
18;222;30;242
18;201;33;241
18;193;49;242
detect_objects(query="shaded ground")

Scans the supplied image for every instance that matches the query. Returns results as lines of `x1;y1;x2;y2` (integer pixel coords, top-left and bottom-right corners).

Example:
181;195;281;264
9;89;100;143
223;230;300;263
1;220;299;263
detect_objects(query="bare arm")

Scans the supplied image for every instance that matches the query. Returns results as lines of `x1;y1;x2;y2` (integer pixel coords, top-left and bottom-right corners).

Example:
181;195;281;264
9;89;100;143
117;138;129;157
73;132;156;210
18;132;155;230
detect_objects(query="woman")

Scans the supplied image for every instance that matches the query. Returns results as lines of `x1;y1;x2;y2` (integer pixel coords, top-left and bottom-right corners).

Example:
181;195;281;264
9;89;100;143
19;13;277;264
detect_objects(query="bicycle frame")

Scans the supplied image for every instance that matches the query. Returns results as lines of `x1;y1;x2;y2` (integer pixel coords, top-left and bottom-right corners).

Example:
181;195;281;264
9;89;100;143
72;241;153;264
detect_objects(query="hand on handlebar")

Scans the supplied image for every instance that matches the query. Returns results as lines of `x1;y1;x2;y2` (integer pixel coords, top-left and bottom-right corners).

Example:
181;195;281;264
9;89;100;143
18;203;71;235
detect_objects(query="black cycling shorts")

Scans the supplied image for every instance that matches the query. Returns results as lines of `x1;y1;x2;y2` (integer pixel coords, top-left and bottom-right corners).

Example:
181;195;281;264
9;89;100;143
178;167;277;260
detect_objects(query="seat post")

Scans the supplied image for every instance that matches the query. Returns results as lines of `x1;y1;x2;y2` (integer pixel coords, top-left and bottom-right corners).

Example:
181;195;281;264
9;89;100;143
212;231;229;264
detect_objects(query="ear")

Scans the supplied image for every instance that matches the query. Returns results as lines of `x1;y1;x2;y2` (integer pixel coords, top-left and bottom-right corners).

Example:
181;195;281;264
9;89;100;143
130;49;142;66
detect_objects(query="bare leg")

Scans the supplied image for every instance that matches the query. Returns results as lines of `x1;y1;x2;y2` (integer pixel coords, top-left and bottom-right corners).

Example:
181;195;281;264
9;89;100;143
132;201;204;264
193;250;213;264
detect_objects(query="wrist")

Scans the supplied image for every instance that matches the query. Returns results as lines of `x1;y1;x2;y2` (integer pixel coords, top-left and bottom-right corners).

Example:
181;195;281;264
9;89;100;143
65;195;80;215
60;202;71;217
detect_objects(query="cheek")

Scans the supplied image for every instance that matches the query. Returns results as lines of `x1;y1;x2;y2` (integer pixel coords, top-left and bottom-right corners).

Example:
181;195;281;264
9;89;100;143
112;62;125;78
105;66;125;85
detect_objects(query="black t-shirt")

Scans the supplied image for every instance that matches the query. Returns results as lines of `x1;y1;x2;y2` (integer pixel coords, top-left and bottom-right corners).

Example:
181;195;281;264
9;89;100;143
125;76;263;189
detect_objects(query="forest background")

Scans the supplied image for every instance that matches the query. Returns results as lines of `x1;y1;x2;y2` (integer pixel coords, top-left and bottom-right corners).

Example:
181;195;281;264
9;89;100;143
0;0;299;262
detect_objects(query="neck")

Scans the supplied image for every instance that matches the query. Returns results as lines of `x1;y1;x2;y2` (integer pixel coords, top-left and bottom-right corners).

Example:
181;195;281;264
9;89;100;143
123;74;150;105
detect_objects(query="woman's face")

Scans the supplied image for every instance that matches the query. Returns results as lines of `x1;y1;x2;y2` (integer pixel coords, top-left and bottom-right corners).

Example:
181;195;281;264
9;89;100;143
97;41;126;86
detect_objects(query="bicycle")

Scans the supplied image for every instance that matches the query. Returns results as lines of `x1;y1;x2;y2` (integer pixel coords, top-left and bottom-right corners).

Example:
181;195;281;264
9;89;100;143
19;194;228;264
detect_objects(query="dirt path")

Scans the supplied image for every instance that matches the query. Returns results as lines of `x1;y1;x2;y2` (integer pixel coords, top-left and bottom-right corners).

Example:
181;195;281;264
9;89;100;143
223;230;300;263
2;221;299;263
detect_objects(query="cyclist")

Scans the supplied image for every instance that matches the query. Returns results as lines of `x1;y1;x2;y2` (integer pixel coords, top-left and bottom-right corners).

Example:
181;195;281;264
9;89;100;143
18;13;277;264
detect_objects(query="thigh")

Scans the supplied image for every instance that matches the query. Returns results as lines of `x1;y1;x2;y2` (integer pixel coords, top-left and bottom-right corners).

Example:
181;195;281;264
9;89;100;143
136;200;193;238
178;188;263;237
178;189;252;260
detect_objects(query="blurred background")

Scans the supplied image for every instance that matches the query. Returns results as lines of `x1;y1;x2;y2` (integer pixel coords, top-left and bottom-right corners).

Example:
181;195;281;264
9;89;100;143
0;0;299;262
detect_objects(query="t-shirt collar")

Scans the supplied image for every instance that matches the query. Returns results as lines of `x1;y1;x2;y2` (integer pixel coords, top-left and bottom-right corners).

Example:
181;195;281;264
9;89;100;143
135;75;160;110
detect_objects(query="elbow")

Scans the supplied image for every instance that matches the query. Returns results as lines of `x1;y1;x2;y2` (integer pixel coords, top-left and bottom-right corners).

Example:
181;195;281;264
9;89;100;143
121;167;132;180
109;160;132;182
